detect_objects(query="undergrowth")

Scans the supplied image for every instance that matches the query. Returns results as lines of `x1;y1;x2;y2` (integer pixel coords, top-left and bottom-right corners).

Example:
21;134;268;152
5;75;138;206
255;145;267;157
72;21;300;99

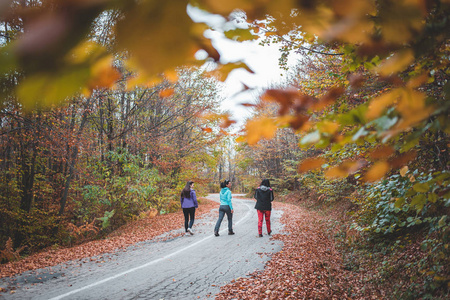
280;187;450;299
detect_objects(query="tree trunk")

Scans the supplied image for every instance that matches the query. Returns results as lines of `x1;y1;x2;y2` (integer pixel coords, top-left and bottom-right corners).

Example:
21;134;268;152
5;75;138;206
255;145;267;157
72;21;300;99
59;99;91;216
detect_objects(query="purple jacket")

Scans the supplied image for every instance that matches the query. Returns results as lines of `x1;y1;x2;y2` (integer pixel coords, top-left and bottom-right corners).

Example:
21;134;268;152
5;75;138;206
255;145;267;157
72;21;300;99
180;189;198;208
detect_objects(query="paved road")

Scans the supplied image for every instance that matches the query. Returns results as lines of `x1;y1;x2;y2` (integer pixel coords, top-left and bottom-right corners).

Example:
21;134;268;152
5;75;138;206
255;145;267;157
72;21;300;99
0;194;284;300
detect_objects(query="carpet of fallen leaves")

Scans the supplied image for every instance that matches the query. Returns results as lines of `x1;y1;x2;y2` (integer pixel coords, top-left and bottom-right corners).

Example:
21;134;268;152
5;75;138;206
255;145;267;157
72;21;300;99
216;201;384;300
0;198;217;279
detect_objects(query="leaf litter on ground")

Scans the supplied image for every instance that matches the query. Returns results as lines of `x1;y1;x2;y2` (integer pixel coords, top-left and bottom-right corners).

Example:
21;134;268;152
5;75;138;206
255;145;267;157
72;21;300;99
1;197;383;299
0;198;217;279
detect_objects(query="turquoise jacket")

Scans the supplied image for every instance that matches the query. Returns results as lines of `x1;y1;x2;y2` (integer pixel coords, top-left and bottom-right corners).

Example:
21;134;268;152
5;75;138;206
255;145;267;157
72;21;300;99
219;187;233;210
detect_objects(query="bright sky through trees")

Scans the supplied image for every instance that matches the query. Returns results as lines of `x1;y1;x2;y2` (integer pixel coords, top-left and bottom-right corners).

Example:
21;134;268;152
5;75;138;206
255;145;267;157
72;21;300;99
188;5;298;126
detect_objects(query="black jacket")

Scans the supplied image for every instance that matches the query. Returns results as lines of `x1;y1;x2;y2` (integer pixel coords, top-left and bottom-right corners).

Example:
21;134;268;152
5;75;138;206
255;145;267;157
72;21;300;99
254;185;274;211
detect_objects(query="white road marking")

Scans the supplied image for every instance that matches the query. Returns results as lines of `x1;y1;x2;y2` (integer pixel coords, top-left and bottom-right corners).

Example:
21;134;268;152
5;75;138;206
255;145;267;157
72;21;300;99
49;199;253;300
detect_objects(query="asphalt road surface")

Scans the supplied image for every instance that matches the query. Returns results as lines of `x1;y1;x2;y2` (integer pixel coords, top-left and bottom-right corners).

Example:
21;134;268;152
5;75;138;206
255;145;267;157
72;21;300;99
0;194;284;300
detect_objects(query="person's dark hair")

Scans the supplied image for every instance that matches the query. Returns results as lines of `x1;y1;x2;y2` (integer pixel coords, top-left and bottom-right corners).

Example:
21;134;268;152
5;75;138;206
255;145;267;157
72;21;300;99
181;181;194;198
260;179;271;187
220;180;230;189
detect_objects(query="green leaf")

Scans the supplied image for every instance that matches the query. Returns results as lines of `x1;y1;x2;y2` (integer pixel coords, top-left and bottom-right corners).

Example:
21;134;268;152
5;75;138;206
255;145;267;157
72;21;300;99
17;69;88;108
224;28;259;41
410;194;426;211
413;182;429;193
438;216;447;227
394;197;406;208
428;193;438;203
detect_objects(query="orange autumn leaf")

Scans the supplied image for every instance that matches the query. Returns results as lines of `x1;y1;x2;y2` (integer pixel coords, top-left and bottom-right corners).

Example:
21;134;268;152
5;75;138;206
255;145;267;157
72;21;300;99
298;158;326;173
325;160;365;179
348;73;365;88
240;102;257;107
366;90;399;120
159;88;174;98
202;127;213;133
262;88;300;115
364;161;391;182
245;117;277;145
368;145;395;159
163;70;179;83
87;56;121;91
310;87;345;111
288;114;310;131
220;116;237;129
388;150;417;168
407;72;429;88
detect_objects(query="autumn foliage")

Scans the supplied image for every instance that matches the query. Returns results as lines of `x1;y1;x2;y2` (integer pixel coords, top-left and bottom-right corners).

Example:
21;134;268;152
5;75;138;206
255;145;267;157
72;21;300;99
1;0;449;298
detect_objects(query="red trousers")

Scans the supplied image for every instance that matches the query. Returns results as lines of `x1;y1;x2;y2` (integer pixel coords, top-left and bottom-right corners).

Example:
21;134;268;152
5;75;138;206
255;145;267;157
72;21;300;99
257;210;271;235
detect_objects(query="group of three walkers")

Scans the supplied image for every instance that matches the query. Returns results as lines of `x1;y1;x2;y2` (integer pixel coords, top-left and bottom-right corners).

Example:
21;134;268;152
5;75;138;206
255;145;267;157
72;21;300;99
179;179;274;237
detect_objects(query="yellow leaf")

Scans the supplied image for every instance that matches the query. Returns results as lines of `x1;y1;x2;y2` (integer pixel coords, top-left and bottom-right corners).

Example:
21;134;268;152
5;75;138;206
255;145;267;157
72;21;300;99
364;161;391;182
66;41;105;64
317;121;339;135
434;276;447;282
116;0;196;76
385;88;435;137
400;166;409;177
298;158;326;173
245;117;277;145
323;17;373;44
207;62;254;82
375;50;415;76
379;2;424;44
125;74;162;90
235;135;246;143
200;0;256;15
397;88;426;117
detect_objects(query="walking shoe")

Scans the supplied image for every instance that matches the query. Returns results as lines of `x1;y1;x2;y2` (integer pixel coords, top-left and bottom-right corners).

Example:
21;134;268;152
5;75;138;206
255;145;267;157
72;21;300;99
268;231;272;235
214;231;219;236
185;232;190;236
259;234;263;237
228;230;235;235
187;228;194;235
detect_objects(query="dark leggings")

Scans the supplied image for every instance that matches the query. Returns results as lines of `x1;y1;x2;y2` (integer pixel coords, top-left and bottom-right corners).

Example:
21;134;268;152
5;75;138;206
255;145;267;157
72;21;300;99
214;205;233;232
183;207;196;232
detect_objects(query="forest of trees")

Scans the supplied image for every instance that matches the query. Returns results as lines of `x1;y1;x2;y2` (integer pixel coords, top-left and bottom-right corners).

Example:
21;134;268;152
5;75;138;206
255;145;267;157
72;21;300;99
1;0;449;297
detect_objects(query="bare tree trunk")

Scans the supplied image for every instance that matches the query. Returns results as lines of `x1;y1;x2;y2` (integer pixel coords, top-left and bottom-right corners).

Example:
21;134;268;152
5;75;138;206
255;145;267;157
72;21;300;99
59;98;91;216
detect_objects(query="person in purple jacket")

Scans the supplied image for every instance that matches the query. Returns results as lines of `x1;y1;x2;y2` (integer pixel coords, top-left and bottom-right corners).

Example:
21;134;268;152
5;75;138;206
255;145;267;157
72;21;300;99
180;181;198;235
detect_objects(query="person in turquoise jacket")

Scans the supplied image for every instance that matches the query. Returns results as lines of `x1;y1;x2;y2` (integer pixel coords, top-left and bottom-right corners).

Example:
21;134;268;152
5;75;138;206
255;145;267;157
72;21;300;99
214;180;235;236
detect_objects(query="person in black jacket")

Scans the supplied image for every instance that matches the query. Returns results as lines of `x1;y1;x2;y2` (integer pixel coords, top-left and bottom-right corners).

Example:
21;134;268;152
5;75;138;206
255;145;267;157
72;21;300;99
254;179;274;237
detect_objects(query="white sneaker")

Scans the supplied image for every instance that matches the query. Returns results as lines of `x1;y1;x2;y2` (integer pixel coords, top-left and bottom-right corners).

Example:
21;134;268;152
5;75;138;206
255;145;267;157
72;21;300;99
187;228;194;235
